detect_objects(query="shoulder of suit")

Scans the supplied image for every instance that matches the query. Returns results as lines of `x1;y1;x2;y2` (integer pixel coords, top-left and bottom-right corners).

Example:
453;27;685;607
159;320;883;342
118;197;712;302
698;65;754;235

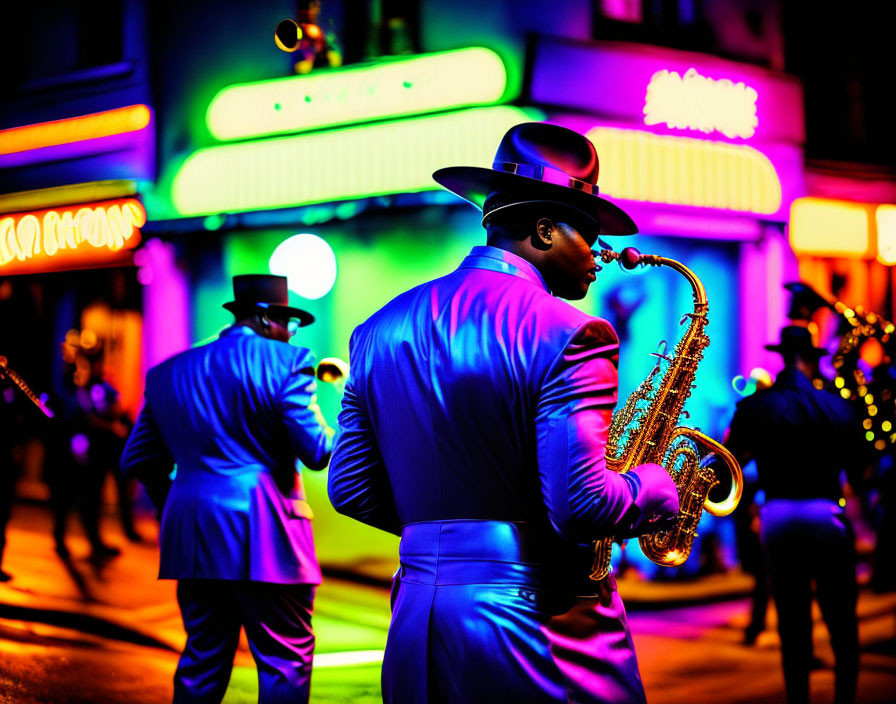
570;316;620;347
245;335;314;373
525;294;619;347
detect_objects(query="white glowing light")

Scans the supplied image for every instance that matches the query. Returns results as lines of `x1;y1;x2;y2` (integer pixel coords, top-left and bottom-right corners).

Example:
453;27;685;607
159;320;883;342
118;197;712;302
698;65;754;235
312;650;385;668
269;233;337;300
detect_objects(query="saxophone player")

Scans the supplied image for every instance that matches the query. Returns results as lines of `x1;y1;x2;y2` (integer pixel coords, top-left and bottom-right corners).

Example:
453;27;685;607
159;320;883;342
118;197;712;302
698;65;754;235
328;123;679;703
725;325;863;704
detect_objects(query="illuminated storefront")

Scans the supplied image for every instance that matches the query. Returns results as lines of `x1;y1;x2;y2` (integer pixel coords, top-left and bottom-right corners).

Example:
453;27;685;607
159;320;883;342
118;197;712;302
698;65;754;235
0;102;155;422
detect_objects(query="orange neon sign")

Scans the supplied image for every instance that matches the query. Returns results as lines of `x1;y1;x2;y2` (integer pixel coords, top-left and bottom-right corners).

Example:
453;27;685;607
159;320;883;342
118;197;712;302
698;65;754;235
0;198;146;275
0;105;151;156
644;68;758;139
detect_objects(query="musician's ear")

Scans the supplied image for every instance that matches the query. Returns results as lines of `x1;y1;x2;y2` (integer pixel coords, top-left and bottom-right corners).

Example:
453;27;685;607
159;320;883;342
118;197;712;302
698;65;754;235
534;218;554;250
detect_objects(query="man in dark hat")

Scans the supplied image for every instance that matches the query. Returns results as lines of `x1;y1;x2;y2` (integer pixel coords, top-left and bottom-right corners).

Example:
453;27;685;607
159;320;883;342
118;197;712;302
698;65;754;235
328;122;679;703
121;274;333;704
726;325;862;704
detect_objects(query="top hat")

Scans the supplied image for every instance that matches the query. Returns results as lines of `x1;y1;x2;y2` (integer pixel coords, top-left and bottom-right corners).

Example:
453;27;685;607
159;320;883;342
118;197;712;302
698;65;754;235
222;275;314;327
432;122;637;236
765;325;828;358
784;282;832;322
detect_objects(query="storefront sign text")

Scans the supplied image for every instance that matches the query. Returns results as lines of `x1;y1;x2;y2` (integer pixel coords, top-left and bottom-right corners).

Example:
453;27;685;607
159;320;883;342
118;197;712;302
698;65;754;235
644;68;758;139
0;198;145;273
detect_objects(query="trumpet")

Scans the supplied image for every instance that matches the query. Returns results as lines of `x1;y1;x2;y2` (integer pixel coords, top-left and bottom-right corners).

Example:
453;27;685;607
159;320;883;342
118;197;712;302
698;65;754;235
316;357;348;384
0;356;54;418
316;357;349;395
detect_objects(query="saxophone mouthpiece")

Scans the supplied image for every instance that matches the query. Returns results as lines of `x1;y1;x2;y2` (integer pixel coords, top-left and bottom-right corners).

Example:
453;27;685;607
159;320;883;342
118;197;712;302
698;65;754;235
619;247;642;270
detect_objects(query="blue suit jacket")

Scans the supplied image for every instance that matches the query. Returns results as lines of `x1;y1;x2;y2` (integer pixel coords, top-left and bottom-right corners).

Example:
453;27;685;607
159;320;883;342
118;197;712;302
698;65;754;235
121;326;332;584
329;246;664;548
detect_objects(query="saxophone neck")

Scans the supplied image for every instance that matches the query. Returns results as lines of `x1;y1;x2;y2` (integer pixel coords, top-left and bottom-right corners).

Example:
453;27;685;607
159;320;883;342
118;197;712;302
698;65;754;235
599;248;707;308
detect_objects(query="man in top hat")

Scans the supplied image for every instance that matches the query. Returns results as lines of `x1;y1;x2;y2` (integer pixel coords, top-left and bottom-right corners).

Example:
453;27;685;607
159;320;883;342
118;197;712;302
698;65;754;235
328;122;679;703
121;274;334;704
726;325;862;704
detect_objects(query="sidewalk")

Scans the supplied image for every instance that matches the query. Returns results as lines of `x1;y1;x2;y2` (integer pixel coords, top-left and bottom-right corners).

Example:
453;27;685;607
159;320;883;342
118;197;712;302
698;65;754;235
2;499;894;657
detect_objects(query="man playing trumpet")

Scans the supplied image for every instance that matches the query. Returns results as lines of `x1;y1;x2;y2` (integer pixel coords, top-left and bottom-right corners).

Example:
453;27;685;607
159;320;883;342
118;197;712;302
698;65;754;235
122;274;334;704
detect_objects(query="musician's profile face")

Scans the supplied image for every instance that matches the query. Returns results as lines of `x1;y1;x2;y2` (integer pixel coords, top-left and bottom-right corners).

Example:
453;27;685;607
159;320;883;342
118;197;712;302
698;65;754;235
540;217;600;300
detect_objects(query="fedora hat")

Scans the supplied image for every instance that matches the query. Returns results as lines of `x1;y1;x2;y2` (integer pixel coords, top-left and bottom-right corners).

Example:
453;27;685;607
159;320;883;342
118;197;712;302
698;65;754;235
222;274;314;327
765;325;828;358
432;122;637;235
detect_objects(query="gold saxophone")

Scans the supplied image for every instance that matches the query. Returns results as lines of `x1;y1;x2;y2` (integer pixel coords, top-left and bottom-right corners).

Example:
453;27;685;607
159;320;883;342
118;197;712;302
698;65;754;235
589;247;743;581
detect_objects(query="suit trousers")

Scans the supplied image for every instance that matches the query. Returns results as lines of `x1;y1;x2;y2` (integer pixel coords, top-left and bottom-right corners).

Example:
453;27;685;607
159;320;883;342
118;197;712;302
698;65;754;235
383;520;647;704
174;579;315;704
761;499;858;704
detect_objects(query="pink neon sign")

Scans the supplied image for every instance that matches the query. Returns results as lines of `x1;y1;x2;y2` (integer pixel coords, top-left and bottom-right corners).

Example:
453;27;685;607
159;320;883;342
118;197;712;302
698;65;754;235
529;37;804;146
643;68;758;139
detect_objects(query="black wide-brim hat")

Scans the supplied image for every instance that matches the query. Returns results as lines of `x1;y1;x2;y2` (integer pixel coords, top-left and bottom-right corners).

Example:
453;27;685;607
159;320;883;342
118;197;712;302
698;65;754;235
432;122;637;236
765;325;828;358
222;274;314;327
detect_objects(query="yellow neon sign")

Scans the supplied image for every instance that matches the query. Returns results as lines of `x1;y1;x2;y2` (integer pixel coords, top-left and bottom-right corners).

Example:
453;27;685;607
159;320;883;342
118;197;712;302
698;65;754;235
586;126;781;214
644;68;758;139
876;205;896;265
789;198;875;258
0;198;145;274
0;105;151;156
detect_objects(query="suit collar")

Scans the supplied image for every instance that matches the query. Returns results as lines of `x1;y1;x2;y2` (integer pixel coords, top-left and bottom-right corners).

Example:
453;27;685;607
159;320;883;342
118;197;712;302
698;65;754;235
774;366;815;391
458;246;550;292
220;324;258;339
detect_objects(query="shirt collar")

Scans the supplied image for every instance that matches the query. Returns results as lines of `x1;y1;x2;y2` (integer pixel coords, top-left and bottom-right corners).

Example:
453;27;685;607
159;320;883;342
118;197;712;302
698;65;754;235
458;245;550;293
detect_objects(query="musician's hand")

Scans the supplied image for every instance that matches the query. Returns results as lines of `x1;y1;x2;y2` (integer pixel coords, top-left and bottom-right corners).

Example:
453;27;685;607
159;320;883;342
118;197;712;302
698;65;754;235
617;462;679;538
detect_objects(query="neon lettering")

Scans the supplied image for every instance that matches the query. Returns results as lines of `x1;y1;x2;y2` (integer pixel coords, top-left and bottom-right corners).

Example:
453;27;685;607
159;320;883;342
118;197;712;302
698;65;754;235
644;68;758;139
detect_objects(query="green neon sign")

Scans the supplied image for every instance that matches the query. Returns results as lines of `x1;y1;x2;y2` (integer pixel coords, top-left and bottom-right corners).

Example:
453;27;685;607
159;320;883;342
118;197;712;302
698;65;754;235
206;47;508;141
173;106;541;217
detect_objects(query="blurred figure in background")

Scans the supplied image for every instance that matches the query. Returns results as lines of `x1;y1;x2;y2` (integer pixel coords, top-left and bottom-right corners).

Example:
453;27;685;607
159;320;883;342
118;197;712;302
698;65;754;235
726;325;862;704
48;331;122;562
121;274;334;704
0;383;19;581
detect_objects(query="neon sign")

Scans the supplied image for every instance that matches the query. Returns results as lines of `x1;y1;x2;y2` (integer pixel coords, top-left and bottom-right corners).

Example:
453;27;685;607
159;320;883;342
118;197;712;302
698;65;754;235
0;105;151;156
789;198;874;258
206;48;507;141
173;106;539;216
643;68;758;139
877;205;896;265
585;126;781;214
0;198;146;274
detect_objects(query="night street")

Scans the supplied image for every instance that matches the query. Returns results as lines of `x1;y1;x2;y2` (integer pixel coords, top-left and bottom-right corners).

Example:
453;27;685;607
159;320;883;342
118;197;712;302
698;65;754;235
1;502;895;704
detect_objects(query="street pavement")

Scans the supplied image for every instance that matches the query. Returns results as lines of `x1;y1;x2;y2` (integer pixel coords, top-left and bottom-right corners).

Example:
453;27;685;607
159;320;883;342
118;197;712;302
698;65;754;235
1;500;895;703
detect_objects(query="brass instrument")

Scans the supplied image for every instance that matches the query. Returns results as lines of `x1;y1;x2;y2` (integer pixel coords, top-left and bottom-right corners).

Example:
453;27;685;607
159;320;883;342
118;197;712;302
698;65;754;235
0;356;54;418
316;357;349;385
590;248;743;581
826;299;896;452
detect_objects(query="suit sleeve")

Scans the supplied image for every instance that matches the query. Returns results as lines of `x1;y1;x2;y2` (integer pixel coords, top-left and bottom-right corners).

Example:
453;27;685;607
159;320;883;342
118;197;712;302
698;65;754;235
279;348;334;471
535;318;675;545
327;330;400;535
120;400;175;514
121;401;174;479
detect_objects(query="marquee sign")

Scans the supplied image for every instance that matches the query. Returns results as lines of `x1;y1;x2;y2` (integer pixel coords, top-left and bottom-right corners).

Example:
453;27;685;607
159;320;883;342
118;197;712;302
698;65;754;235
0;197;145;274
